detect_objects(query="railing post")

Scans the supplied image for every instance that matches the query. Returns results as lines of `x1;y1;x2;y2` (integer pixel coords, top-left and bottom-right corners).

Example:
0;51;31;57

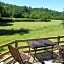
56;36;60;50
57;36;60;46
15;40;18;48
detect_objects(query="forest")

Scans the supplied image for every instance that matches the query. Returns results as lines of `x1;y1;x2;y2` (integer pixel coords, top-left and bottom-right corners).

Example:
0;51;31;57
0;1;64;21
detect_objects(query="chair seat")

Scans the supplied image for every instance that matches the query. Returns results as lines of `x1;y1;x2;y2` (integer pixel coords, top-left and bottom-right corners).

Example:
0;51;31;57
20;52;30;61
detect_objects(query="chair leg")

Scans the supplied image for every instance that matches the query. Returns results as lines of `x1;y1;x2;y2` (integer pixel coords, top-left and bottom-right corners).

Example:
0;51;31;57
13;60;16;64
42;62;45;64
19;62;25;64
19;63;22;64
51;46;53;59
19;62;24;64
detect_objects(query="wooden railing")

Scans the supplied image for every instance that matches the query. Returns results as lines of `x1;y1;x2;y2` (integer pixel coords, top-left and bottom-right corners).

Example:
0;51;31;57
0;36;64;64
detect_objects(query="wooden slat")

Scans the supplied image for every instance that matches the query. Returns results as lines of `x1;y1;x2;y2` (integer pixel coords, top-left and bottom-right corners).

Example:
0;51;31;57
19;46;29;49
23;46;55;53
16;36;64;42
0;51;9;57
0;56;12;62
0;40;16;48
6;59;14;64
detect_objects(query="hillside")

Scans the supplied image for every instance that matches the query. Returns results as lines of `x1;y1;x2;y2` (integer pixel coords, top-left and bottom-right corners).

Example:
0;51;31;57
0;1;63;20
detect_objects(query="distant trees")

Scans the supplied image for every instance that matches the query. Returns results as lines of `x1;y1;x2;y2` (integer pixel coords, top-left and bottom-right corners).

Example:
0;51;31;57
0;1;64;21
0;5;4;18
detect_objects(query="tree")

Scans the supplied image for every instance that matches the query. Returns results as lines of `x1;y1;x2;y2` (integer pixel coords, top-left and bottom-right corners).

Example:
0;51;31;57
0;5;4;18
62;8;64;28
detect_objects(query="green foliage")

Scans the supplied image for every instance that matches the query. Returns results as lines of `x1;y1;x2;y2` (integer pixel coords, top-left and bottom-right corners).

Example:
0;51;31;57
0;1;64;21
0;18;14;23
40;18;51;22
14;12;23;18
0;5;4;18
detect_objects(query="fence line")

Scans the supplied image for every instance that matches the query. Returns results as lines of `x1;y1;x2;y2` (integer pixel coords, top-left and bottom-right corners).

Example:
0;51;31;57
0;36;64;63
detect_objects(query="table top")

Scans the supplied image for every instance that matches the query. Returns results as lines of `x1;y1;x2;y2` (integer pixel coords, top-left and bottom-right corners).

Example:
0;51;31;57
27;39;56;49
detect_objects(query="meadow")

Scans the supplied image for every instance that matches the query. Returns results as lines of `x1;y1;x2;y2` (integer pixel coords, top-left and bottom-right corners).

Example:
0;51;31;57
0;20;64;45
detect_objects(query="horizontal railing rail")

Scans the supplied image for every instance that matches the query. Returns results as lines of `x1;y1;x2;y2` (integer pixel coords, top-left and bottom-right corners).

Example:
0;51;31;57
0;36;64;63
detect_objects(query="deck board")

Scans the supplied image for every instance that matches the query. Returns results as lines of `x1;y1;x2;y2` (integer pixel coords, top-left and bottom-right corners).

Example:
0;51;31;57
1;50;64;64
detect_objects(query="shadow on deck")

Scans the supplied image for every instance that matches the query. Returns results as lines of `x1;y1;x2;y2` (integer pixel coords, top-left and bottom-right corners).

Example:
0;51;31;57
33;50;64;63
1;50;64;64
11;50;64;64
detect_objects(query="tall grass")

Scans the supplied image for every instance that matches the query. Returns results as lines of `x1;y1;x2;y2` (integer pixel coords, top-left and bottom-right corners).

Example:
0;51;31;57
0;20;64;45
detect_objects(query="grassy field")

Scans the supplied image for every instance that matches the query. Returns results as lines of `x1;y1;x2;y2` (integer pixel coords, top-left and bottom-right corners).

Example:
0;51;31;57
0;20;64;45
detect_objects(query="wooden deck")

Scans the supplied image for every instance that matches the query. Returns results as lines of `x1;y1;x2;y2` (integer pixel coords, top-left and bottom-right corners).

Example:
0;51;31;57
0;36;64;64
35;50;62;63
6;50;64;64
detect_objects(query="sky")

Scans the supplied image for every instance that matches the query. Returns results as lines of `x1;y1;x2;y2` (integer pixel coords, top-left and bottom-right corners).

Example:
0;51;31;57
0;0;64;12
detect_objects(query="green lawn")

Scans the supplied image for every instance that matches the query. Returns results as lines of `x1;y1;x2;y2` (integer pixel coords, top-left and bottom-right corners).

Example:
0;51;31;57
0;20;64;45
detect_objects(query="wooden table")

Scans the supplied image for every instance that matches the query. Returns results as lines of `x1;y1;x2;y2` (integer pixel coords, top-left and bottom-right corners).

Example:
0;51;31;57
27;39;56;62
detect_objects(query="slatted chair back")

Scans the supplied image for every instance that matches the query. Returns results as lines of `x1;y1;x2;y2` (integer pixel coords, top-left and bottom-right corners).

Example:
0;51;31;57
8;44;24;64
8;44;45;64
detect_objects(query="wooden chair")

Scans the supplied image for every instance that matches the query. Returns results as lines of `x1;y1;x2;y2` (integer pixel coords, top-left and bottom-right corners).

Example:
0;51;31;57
8;44;31;64
8;44;45;64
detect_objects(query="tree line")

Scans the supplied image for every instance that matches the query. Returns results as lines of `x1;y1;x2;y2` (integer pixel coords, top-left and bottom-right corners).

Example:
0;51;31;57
0;1;64;21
